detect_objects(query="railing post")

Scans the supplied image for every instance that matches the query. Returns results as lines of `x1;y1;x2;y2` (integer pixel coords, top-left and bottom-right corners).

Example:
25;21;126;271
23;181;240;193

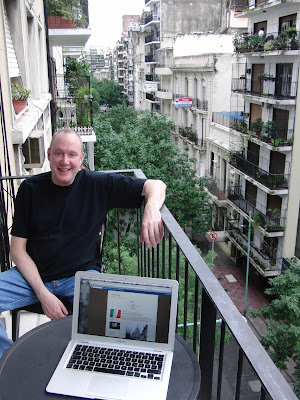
199;289;217;400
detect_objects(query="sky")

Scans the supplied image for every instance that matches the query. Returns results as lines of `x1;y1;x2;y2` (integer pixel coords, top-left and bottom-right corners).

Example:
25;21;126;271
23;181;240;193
86;0;145;49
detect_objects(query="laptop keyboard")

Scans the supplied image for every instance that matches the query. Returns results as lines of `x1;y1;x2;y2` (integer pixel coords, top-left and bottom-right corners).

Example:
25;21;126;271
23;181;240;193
66;344;165;380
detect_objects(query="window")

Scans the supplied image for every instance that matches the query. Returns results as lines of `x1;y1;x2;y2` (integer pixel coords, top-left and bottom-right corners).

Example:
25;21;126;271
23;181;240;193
22;131;45;169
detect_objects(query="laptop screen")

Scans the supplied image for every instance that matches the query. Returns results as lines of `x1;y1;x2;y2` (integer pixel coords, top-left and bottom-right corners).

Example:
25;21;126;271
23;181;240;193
77;277;172;344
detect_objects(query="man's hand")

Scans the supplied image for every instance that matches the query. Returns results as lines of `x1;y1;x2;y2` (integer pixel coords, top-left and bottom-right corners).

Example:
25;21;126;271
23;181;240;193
38;289;69;319
141;179;166;248
10;236;69;320
141;202;164;248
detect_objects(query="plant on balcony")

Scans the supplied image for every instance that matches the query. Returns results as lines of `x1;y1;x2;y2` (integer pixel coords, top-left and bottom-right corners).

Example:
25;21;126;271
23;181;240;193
249;33;264;51
46;0;76;20
252;213;265;230
11;83;31;114
258;72;275;82
250;117;263;135
235;119;248;133
286;26;297;38
274;31;289;49
264;39;276;51
261;121;278;140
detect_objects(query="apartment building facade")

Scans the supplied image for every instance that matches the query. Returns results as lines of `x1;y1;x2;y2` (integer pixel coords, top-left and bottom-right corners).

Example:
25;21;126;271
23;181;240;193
206;0;300;280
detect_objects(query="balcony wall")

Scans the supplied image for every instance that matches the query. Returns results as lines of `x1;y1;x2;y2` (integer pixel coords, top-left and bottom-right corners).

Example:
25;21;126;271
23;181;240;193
0;169;297;399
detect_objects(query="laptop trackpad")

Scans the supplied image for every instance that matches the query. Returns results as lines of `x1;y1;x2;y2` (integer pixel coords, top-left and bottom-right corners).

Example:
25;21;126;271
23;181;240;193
87;375;129;399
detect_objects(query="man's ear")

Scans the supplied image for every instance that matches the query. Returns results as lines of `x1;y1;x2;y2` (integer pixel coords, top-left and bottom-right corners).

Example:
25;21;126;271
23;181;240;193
80;152;85;164
47;148;50;160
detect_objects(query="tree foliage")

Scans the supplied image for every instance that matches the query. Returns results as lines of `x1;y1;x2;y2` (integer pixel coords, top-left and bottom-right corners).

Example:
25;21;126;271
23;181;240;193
93;106;212;234
250;258;300;396
90;78;127;110
65;59;91;98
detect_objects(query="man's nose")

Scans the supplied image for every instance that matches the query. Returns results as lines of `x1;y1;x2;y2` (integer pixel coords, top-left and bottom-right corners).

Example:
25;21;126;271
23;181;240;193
61;154;69;164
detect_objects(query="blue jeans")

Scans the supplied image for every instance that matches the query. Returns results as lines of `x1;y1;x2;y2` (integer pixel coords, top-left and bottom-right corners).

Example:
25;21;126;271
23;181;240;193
0;267;98;359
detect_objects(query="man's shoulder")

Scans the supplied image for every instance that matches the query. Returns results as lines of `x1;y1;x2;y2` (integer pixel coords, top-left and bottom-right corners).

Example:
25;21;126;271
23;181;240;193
21;172;51;186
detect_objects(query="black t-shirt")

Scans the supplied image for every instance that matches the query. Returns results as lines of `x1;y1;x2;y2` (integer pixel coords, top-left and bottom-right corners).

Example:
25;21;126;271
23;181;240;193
11;170;146;282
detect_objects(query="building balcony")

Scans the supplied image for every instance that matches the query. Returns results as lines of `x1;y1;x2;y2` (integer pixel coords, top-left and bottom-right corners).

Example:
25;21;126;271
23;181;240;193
227;187;286;235
51;74;95;143
212;112;294;149
229;151;289;191
232;78;297;101
233;30;299;53
226;223;282;277
204;172;227;201
145;34;160;44
191;98;208;112
145;55;156;63
156;89;173;100
145;0;159;4
145;74;160;82
0;169;297;400
46;0;91;47
145;93;160;103
143;12;160;26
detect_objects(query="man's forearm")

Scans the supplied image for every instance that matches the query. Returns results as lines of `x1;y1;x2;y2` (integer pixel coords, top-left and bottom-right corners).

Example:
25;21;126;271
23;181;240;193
10;236;68;318
141;179;166;248
142;179;166;209
10;236;46;298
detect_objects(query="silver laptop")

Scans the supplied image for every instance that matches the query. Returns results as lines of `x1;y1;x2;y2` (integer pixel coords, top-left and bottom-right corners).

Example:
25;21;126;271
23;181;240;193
46;271;179;400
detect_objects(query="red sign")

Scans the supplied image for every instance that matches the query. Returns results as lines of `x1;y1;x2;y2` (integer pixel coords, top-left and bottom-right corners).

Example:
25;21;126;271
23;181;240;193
209;232;218;241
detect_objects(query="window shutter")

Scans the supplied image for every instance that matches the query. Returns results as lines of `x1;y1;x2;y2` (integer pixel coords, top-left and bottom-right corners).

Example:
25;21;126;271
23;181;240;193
4;4;20;78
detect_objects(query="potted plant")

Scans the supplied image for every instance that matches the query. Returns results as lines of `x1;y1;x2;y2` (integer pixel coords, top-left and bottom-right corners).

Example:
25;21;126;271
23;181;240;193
262;121;278;142
250;117;263;136
11;83;31;114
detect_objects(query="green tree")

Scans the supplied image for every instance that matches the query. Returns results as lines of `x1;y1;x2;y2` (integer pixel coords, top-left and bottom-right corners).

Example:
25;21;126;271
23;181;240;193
90;78;127;110
93;106;212;234
65;59;91;98
250;258;300;396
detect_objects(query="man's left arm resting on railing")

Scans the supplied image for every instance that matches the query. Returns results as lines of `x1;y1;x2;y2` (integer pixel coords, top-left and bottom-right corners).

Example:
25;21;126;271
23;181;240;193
141;179;166;249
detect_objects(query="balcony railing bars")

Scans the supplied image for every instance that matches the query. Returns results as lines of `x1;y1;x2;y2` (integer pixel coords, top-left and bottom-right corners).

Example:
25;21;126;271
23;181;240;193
144;12;160;25
204;172;227;201
0;170;298;400
233;30;299;53
145;34;160;43
226;224;282;272
229;151;290;190
227;187;286;231
232;78;298;99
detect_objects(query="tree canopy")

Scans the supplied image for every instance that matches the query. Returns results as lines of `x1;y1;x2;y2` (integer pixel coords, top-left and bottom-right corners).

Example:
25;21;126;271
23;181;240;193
93;106;212;234
90;77;127;111
250;258;300;396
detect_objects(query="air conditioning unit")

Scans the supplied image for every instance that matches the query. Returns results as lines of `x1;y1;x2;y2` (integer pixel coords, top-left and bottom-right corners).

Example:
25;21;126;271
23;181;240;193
22;130;45;169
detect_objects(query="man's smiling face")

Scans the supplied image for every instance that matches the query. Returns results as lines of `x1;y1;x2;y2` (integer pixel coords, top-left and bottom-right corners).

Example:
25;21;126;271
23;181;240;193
48;131;85;187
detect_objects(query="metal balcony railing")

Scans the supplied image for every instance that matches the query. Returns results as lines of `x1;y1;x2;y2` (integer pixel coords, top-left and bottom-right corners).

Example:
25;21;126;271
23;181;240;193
227;187;286;232
0;170;297;399
145;34;160;44
51;74;93;131
226;222;283;273
145;55;156;63
233;30;299;53
232;78;298;99
229;151;290;190
204;172;227;201
144;12;160;25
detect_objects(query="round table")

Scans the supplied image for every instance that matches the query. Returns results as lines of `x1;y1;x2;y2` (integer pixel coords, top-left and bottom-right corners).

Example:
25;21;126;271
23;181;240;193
0;316;200;400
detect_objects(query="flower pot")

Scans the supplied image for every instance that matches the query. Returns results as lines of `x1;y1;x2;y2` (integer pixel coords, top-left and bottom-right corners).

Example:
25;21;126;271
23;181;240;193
13;100;27;114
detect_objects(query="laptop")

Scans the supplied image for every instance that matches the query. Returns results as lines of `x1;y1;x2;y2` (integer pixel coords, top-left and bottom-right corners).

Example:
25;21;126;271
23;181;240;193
46;271;179;400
